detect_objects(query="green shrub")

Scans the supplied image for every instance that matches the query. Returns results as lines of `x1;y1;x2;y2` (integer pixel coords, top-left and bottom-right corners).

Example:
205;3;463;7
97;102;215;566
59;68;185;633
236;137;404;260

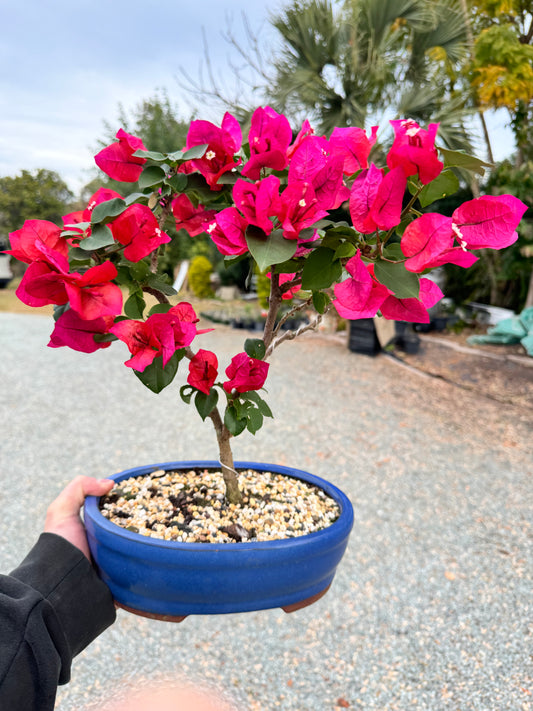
189;255;214;298
255;266;271;309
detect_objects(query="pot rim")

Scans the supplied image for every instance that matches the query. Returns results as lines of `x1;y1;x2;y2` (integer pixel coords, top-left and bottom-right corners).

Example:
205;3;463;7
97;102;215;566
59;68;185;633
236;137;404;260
84;460;354;553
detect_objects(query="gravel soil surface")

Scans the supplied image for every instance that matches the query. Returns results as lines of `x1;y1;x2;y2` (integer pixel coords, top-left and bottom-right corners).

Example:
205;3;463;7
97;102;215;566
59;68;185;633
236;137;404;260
2;312;532;711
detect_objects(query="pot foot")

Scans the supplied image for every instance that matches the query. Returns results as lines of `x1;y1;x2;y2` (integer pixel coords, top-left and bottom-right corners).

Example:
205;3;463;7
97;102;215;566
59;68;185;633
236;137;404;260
282;584;331;613
116;601;187;623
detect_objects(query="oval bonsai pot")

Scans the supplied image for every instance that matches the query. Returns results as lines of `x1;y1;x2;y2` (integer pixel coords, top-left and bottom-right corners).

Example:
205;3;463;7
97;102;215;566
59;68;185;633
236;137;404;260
84;461;354;620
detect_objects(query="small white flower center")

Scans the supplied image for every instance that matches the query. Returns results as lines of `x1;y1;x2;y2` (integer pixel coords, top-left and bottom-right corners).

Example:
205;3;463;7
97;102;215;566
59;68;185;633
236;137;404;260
206;222;216;234
206;150;216;161
299;199;307;207
452;222;468;250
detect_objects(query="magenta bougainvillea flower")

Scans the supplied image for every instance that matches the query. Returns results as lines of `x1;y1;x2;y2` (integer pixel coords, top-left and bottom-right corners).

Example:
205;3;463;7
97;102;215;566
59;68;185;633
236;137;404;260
6;220;69;263
349;164;407;233
223;352;269;394
110;204;171;262
387;120;443;184
329;125;379;175
14;237;122;320
111;304;208;372
187;349;219;394
241;106;293;180
16;258;70;309
451;194;527;250
288;136;349;210
333;251;390;319
48;310;114;353
63;262;123;321
109;318;162;371
401;213;478;273
277;182;329;241
94;129;147;183
62;188;123;230
205;207;249;256
379;278;444;323
233;176;281;236
286;119;315;159
185;112;242;190
172;194;216;237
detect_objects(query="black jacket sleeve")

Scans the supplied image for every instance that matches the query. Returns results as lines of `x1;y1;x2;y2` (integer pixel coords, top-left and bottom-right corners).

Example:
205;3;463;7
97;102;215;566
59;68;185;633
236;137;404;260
0;532;116;711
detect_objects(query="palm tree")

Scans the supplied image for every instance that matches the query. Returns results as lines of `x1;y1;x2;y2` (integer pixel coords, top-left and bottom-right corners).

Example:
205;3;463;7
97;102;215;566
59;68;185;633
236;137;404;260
266;0;474;150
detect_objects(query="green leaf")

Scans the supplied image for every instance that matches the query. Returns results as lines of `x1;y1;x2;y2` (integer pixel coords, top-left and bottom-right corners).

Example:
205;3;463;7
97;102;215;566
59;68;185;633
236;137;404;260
180;384;195;404
242;390;273;418
301;247;342;290
124;291;146;319
134;351;183;394
194;389;219;421
128;260;151;281
382;243;404;260
138;166;166;190
246;408;263;435
244;338;266;360
439;148;493;177
165;173;188;192
334;243;356;260
145;274;177;296
124;192;150;205
273;258;303;273
132;149;166;161
418;170;460;208
79;224;115;251
374;260;420;299
148;303;174;316
93;333;117;344
298;227;318;242
323;222;356;237
224;405;247;436
182;144;208;160
246;227;298;272
91;198;127;223
312;291;330;314
215;172;239;186
53;303;70;321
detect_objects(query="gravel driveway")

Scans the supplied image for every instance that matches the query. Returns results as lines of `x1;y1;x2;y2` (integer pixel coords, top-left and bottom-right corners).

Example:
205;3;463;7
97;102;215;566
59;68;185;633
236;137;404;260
2;312;532;710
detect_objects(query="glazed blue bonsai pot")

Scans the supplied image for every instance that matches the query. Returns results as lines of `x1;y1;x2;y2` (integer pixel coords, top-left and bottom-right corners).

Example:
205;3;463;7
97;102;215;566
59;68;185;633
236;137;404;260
84;461;354;620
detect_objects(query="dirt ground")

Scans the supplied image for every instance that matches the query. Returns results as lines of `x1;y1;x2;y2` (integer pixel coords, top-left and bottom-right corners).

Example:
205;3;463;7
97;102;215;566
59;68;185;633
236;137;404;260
389;329;533;411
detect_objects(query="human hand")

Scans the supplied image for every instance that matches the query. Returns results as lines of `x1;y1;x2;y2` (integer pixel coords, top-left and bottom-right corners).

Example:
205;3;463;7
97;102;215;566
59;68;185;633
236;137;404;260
44;476;114;560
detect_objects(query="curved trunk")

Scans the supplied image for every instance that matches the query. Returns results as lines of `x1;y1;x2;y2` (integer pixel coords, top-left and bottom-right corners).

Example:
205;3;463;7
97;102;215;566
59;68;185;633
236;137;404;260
209;407;243;505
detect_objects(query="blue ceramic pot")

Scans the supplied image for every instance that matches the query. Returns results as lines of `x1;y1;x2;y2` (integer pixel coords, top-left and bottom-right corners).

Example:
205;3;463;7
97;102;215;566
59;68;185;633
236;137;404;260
84;461;354;620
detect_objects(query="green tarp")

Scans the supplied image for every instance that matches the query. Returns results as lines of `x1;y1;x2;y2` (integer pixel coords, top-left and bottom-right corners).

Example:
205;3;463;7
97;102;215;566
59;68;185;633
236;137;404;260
467;307;533;356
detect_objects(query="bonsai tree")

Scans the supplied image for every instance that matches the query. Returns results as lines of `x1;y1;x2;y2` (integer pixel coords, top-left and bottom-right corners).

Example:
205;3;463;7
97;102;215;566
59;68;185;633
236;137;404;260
6;108;527;505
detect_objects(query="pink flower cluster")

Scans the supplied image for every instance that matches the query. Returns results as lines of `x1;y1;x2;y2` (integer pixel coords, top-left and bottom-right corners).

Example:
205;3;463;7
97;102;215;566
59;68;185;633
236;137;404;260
174;106;378;255
187;350;269;396
6;108;528;409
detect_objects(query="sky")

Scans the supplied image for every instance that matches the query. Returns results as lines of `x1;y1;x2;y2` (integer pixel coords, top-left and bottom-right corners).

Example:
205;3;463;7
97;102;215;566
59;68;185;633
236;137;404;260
0;0;516;196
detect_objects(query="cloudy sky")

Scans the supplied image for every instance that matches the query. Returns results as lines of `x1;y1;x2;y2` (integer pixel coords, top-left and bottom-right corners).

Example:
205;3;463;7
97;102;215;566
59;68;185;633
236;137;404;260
1;0;515;195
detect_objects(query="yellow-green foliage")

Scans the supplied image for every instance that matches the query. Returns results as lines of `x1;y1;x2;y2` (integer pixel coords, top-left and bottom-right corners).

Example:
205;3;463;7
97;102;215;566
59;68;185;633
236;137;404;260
189;255;214;298
473;25;533;108
255;267;271;309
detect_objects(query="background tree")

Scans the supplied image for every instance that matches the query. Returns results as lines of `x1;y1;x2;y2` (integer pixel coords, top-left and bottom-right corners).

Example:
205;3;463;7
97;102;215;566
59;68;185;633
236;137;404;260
81;91;199;278
0;169;74;237
82;90;191;202
185;0;475;152
466;0;533;165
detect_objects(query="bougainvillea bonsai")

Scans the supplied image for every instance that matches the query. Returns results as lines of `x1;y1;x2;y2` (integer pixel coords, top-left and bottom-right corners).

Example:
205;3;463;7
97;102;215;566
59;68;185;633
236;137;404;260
7;107;527;507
